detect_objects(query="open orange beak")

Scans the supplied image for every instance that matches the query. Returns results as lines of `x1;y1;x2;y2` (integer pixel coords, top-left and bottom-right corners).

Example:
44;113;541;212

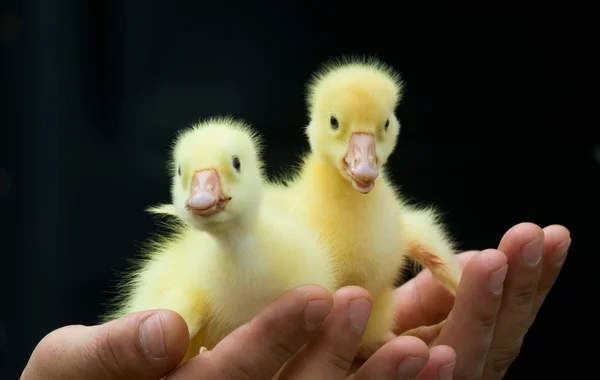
343;133;378;194
186;169;231;216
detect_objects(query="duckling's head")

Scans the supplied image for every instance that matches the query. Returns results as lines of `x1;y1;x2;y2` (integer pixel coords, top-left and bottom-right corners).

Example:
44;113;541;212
169;117;265;231
305;56;403;194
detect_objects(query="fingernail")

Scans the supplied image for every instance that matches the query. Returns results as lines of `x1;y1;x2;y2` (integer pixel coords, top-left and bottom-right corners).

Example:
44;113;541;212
304;300;331;331
348;298;372;332
489;264;508;295
140;312;167;359
554;238;571;267
521;237;543;267
439;361;455;380
397;356;427;380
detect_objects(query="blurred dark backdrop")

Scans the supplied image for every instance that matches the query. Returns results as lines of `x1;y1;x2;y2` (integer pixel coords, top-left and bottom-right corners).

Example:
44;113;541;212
1;1;598;378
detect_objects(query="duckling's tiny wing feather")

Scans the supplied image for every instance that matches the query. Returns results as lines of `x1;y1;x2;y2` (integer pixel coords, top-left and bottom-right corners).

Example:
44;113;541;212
146;203;177;216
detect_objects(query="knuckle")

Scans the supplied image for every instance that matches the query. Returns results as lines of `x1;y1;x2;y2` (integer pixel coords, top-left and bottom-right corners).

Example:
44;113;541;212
536;279;555;296
489;337;523;373
225;339;296;380
323;350;355;372
237;320;302;379
509;283;537;309
95;326;133;379
476;309;498;329
252;318;304;366
269;339;298;365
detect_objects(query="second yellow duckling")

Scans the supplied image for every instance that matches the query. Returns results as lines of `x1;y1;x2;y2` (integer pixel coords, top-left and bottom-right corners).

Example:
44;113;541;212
268;57;463;358
102;117;334;366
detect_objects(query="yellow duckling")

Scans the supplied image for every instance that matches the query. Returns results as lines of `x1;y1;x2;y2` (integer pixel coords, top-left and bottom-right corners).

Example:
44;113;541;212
102;116;334;366
267;56;463;357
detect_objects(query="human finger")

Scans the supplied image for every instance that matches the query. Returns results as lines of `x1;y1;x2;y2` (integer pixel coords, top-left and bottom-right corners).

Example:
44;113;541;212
278;286;372;380
483;223;571;379
169;285;333;380
435;249;508;380
482;223;544;379
348;336;432;380
415;344;456;380
529;224;571;326
20;310;189;380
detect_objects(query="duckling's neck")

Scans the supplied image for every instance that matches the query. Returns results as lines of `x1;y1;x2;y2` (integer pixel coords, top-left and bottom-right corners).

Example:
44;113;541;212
203;214;248;237
204;213;259;255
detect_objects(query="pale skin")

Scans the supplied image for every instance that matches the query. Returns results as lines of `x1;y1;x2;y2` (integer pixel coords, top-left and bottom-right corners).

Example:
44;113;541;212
19;286;453;380
20;222;570;379
383;222;571;379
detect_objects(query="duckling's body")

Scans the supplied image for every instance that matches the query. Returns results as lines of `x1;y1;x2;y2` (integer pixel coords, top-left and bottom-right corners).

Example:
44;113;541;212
269;156;405;356
270;156;405;293
267;57;462;357
103;117;334;366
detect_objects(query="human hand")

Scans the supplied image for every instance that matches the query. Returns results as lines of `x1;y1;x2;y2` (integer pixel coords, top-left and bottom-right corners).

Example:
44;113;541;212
276;286;456;380
19;307;190;380
392;222;571;379
20;284;456;380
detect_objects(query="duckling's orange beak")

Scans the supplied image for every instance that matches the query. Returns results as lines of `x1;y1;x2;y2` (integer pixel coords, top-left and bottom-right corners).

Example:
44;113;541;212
343;133;378;194
187;169;231;217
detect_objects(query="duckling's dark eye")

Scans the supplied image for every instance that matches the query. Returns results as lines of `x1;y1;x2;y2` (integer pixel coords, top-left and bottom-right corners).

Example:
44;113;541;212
232;156;241;172
177;166;181;176
384;119;390;131
330;116;339;130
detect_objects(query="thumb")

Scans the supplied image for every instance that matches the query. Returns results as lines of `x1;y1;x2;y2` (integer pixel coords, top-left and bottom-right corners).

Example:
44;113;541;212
21;310;189;380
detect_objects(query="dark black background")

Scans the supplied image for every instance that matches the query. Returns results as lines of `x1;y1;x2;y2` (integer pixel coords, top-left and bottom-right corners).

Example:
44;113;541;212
1;1;598;378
